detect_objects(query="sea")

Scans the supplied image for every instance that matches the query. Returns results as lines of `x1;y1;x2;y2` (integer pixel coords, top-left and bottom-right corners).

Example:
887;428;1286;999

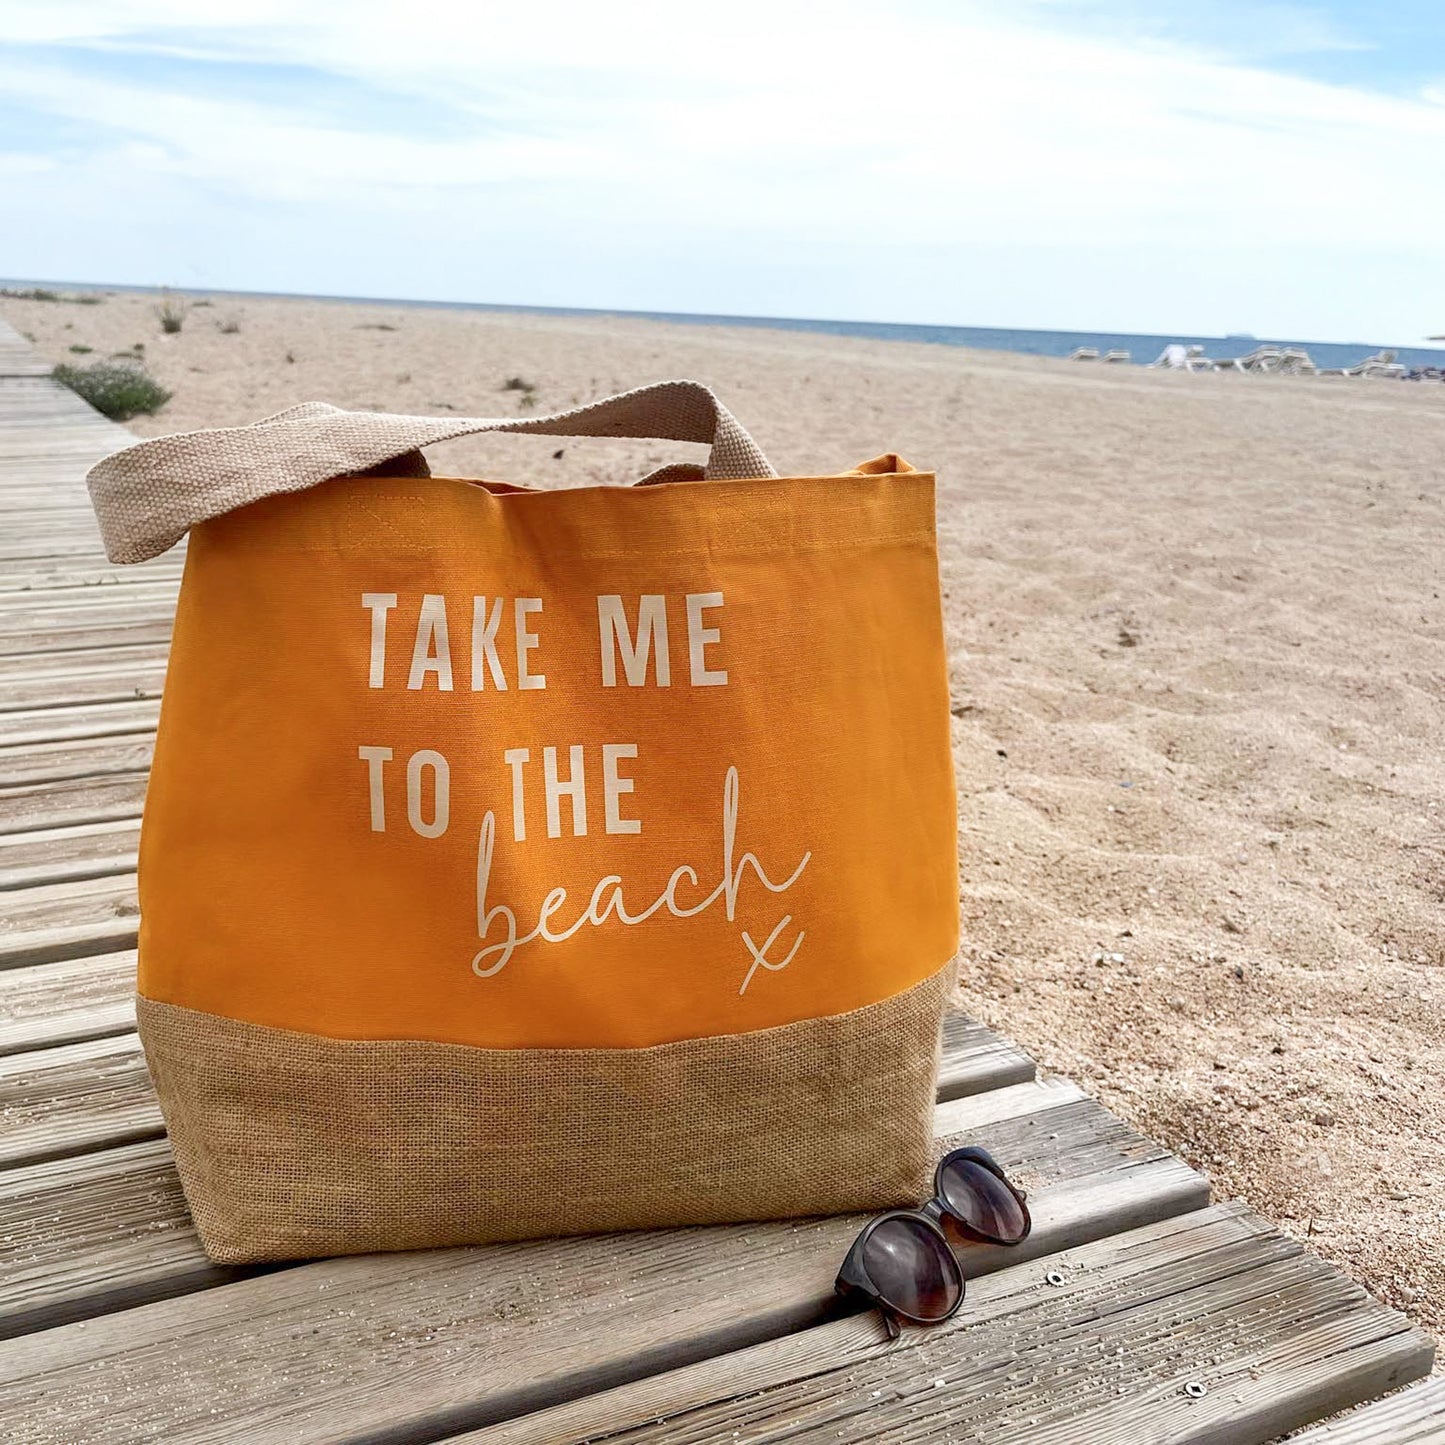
11;280;1445;373
464;303;1445;373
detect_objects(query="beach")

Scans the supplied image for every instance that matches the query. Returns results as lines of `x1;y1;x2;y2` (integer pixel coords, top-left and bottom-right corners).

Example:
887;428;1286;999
8;287;1444;1342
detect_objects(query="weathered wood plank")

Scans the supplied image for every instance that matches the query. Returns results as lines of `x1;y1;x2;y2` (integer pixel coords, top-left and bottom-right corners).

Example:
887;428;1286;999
0;1084;1207;1433
0;588;177;624
0;1139;251;1343
0;449;111;472
0;734;157;788
0;618;172;656
0;699;159;746
0;504;107;525
0;514;115;544
0;469;108;494
0;417;119;444
937;1011;1034;1100
0;337;54;379
0;643;168;678
0;509;106;528
0;493;97;510
0;585;174;615
445;1203;1433;1445
0;362;132;431
0;918;138;970
0;1033;159;1167
0;569;173;630
0;645;169;710
0;874;138;967
0;951;136;1054
0;447;112;473
0;819;139;889
0;563;181;594
0;359;162;605
0;537;111;563
0;774;148;835
1287;1378;1445;1443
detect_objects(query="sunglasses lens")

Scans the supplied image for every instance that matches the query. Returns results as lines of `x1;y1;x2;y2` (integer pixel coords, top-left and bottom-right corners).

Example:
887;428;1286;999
861;1216;963;1322
939;1157;1029;1243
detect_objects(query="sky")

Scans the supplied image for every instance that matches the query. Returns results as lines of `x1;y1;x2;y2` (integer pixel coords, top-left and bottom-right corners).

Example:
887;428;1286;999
2;0;1443;343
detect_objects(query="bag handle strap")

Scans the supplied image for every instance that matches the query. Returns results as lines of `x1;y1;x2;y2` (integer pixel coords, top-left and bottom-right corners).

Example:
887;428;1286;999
86;379;777;564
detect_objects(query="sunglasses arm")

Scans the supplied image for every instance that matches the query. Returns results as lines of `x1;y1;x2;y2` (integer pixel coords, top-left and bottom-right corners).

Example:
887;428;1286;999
834;1253;904;1342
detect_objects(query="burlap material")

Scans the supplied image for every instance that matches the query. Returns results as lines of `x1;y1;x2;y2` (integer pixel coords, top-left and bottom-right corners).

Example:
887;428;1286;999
137;964;952;1264
86;382;777;564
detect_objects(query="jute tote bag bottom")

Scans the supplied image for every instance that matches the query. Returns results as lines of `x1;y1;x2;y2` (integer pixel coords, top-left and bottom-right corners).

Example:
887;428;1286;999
88;381;962;1265
139;968;953;1264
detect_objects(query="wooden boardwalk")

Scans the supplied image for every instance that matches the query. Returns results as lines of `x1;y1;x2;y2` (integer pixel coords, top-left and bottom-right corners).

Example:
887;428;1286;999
0;316;1437;1443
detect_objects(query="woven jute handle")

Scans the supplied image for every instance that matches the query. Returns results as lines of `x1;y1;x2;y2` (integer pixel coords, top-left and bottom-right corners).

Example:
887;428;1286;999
85;379;778;564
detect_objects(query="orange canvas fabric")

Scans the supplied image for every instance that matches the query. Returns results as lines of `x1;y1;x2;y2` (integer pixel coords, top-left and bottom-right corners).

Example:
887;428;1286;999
138;463;959;1051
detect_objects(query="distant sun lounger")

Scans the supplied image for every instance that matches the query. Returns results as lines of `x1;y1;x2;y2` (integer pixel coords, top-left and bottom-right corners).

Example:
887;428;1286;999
1232;346;1316;375
1153;343;1316;376
1353;351;1406;379
1318;350;1406;379
1066;345;1128;363
1085;340;1421;380
1071;347;1131;364
1151;344;1213;372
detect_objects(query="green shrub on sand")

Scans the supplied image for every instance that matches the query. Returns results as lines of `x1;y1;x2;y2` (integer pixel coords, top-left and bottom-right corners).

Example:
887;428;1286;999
53;360;171;421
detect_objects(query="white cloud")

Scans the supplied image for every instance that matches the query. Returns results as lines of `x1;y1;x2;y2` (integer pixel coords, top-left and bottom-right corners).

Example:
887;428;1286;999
4;0;1443;340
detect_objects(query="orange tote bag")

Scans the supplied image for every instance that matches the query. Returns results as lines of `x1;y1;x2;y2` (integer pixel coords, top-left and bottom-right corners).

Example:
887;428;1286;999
87;381;960;1263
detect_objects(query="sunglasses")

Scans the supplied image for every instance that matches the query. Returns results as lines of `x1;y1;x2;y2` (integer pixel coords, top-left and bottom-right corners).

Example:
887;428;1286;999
834;1145;1032;1338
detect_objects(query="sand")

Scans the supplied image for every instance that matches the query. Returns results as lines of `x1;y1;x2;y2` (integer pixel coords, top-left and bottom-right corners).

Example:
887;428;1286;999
8;288;1445;1344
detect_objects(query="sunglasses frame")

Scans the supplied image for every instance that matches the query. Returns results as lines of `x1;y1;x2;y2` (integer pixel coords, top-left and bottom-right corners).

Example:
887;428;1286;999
922;1145;1033;1247
834;1208;965;1339
834;1145;1033;1340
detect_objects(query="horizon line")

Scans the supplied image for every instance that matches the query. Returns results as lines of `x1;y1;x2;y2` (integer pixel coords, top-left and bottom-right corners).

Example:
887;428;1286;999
2;277;1439;355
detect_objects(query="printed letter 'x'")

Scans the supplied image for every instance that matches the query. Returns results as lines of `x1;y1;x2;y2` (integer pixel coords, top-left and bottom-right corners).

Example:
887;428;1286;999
739;915;805;996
